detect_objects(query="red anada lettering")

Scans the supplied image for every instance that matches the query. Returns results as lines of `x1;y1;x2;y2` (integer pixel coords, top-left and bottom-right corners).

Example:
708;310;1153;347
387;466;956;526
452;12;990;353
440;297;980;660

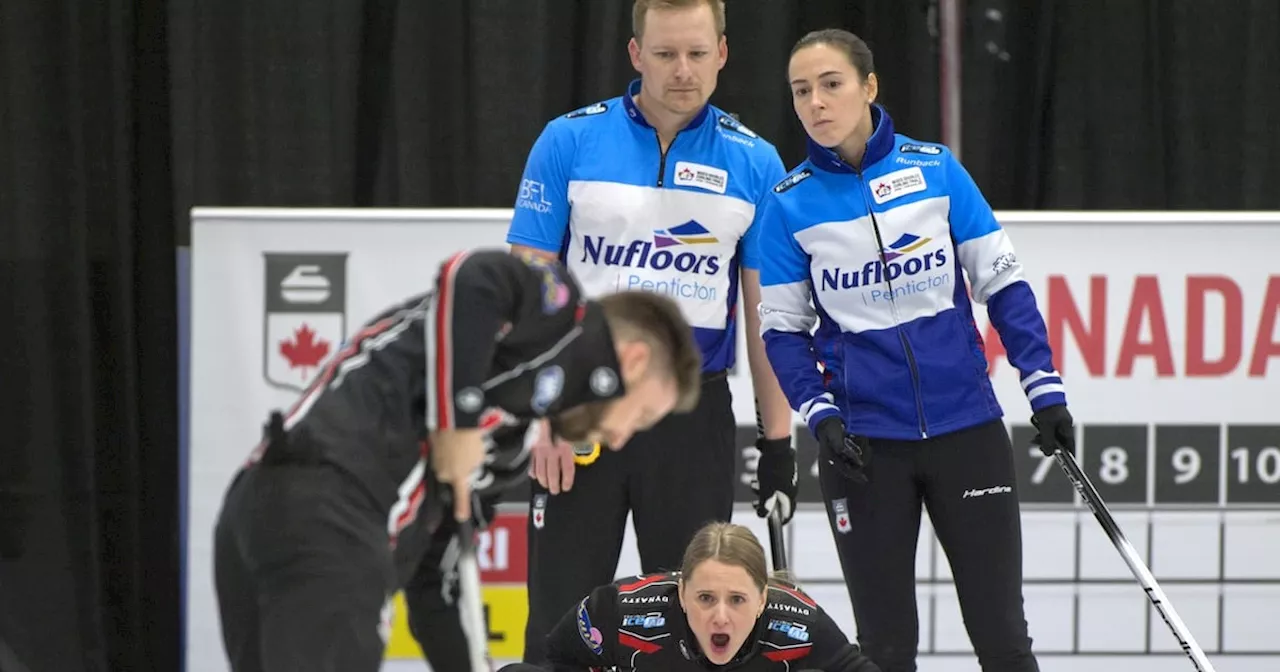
1049;275;1107;375
1116;276;1175;377
1254;276;1280;376
983;275;1280;378
279;324;331;379
1186;276;1242;376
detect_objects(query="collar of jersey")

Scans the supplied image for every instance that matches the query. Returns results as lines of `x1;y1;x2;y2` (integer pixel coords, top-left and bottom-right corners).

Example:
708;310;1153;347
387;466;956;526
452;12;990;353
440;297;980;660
805;103;896;175
621;78;712;131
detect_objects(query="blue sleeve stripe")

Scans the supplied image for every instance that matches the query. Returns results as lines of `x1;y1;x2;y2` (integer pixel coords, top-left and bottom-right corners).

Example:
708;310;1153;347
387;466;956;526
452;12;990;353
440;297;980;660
1027;384;1065;403
1028;389;1067;411
799;393;839;428
1021;370;1062;391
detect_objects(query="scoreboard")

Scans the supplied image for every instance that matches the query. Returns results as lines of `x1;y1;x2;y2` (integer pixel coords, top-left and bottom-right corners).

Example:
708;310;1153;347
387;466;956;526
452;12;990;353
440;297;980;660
1011;424;1280;507
728;423;1280;509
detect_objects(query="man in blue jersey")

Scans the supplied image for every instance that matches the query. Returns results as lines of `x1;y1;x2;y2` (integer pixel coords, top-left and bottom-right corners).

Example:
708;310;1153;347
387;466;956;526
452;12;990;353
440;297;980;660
505;0;797;665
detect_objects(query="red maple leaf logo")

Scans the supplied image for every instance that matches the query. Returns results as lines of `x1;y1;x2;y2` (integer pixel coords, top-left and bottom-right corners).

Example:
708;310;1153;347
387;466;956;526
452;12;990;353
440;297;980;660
279;323;331;380
837;516;849;528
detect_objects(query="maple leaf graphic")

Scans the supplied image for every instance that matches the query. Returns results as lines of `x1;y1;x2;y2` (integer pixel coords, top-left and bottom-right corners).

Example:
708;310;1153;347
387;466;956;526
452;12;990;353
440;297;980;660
279;323;331;380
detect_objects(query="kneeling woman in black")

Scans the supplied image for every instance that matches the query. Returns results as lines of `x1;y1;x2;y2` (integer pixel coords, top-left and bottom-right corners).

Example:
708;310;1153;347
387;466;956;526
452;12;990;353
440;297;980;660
501;521;880;672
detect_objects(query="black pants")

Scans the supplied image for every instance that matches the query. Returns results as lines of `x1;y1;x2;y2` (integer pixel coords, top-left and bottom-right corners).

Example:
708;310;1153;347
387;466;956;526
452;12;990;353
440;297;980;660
521;374;737;664
213;463;397;672
820;419;1038;672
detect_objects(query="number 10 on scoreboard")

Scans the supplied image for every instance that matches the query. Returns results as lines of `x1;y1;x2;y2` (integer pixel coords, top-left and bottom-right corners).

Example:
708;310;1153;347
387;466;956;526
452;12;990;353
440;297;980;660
1012;424;1280;506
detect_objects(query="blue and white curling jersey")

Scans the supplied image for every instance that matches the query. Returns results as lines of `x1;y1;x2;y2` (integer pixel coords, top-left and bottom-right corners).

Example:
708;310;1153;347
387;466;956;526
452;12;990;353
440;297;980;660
757;105;1067;441
506;79;787;372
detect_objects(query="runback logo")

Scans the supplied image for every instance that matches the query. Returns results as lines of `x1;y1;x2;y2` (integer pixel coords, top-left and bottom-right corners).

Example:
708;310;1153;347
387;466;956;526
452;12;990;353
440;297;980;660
820;233;946;291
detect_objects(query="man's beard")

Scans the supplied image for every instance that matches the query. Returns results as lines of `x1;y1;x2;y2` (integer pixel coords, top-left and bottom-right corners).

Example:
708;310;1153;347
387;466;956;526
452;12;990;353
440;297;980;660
550;400;611;443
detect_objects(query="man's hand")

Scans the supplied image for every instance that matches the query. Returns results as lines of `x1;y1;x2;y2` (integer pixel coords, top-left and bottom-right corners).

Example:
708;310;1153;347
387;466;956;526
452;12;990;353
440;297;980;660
430;428;485;521
816;416;870;484
1031;404;1075;457
753;437;798;524
528;419;576;494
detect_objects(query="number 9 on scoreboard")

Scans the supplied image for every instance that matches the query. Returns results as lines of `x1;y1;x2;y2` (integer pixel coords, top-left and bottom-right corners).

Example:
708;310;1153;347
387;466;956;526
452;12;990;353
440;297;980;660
1154;425;1220;504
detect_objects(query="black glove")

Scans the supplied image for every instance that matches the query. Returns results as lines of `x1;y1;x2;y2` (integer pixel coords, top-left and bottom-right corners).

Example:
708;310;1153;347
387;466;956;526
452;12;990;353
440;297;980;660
753;437;797;524
1031;404;1075;457
816;416;870;484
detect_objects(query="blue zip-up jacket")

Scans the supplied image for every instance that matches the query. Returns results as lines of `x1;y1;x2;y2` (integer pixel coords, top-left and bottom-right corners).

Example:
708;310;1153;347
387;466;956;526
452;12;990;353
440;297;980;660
756;105;1066;440
506;79;787;373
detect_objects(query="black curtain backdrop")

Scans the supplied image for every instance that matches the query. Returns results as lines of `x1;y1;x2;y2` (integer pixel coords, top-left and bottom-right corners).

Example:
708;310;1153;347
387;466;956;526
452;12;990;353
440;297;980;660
1;0;178;671
1;1;1276;670
167;0;940;238
963;0;1280;208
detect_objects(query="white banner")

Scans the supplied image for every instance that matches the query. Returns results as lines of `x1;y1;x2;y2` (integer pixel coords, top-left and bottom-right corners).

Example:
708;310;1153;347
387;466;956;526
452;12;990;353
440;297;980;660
188;208;1280;672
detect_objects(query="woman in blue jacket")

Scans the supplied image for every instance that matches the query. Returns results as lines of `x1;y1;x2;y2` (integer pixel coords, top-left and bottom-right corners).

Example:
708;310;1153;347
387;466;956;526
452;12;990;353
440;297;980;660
754;29;1076;672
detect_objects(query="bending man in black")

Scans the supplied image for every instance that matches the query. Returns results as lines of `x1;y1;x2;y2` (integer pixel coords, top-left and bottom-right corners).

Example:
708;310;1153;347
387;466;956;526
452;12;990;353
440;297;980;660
212;249;703;672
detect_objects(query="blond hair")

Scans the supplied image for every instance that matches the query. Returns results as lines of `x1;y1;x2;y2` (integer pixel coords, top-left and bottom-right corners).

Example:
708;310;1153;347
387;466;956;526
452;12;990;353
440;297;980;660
632;0;726;41
679;522;799;592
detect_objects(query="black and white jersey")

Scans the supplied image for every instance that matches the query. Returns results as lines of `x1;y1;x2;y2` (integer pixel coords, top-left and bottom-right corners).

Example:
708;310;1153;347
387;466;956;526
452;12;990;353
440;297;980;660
247;249;627;545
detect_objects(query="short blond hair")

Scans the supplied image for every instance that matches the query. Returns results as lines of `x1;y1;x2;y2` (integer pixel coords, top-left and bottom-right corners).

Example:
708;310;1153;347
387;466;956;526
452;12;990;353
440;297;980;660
632;0;726;40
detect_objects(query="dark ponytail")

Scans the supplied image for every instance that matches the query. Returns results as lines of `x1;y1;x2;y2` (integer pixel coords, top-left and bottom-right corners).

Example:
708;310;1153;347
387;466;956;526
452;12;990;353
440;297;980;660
791;28;876;81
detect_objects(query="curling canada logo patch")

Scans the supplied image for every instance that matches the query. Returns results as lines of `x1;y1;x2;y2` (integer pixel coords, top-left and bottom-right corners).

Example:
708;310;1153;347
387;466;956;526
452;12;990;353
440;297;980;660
263;253;348;392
